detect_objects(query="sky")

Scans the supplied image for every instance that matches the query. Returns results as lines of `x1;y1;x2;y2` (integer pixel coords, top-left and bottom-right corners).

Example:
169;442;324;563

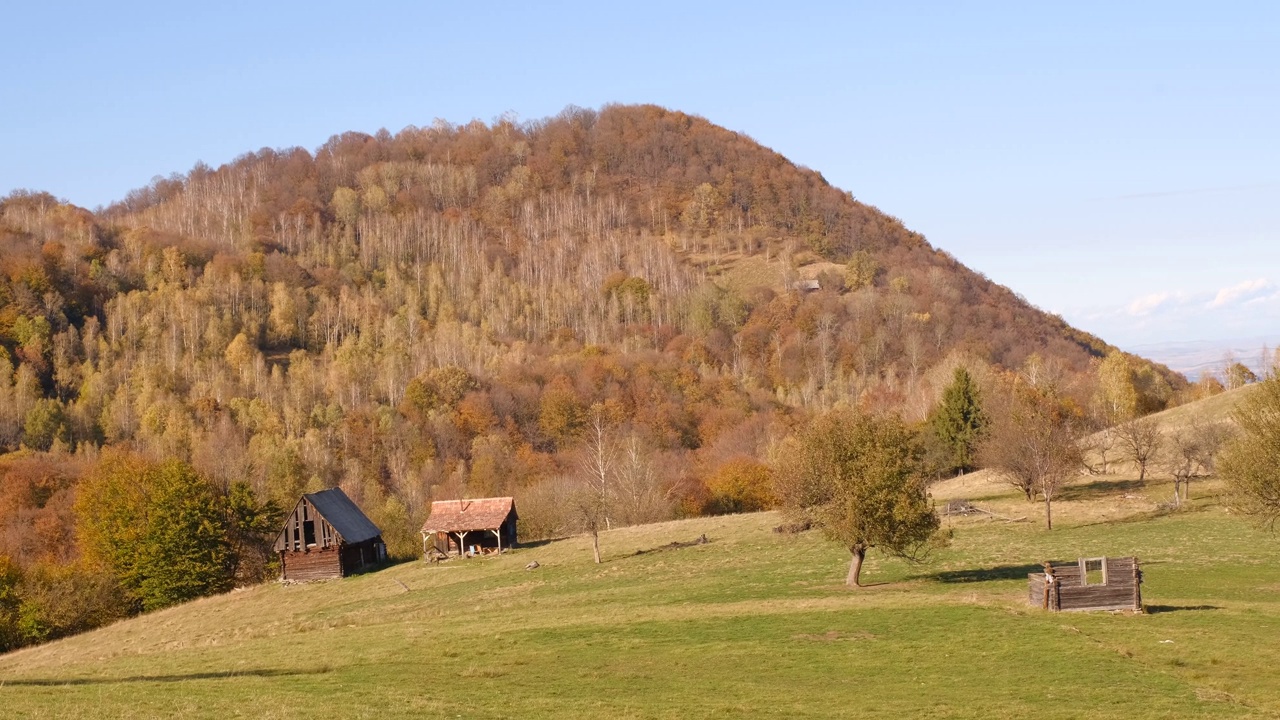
2;1;1277;352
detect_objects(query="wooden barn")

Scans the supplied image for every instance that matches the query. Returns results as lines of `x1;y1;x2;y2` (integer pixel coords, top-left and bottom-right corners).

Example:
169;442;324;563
274;488;387;581
1028;556;1143;612
421;497;517;558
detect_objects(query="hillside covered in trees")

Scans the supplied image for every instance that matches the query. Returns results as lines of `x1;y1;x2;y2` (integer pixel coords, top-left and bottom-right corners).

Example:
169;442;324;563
0;104;1191;645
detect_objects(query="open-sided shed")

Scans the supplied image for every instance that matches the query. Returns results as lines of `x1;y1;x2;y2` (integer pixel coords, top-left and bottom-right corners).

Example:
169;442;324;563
421;497;517;558
1029;556;1142;612
274;488;386;581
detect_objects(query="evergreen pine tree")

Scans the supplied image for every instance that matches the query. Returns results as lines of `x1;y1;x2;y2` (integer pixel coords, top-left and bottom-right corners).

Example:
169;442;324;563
929;367;988;474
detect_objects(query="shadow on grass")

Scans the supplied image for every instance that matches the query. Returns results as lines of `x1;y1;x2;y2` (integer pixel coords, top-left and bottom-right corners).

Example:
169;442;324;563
513;537;571;550
920;563;1051;583
1145;604;1222;614
2;667;331;687
1057;478;1146;501
633;534;710;557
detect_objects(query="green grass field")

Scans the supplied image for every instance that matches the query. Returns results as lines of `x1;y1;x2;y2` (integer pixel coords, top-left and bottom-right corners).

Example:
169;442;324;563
2;471;1278;719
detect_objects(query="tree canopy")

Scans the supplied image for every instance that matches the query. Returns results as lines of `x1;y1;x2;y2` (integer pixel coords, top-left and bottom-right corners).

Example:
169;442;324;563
75;452;253;611
1220;376;1280;530
774;409;943;587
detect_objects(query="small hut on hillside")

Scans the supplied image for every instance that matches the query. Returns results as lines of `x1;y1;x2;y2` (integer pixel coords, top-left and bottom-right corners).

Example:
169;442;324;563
274;488;386;581
421;497;517;558
1029;556;1142;612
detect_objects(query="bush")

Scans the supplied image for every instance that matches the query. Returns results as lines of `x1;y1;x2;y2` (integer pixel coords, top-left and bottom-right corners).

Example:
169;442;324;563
701;458;774;515
17;562;129;644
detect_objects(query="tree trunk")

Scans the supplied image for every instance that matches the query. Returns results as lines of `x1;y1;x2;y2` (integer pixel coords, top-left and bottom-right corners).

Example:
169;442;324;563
846;546;867;587
1044;494;1053;530
1138;463;1146;481
591;529;601;564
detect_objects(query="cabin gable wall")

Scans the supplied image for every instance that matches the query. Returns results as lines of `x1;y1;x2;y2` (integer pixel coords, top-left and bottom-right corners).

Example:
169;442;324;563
276;498;341;554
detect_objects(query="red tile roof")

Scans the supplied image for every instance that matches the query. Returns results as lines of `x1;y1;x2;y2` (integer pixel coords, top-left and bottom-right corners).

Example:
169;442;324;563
422;497;516;533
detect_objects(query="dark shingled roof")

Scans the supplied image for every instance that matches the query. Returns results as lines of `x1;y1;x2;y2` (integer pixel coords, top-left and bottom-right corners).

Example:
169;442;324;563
306;488;382;544
422;497;516;533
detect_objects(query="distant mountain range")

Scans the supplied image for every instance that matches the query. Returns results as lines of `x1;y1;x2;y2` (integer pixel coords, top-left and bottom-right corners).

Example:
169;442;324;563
1127;337;1279;380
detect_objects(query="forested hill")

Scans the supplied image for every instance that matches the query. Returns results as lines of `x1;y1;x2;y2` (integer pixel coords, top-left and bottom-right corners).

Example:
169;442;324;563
0;104;1181;555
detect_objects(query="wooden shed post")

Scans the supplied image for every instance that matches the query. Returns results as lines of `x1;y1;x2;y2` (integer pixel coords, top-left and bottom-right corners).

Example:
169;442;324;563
1133;556;1142;611
494;528;502;554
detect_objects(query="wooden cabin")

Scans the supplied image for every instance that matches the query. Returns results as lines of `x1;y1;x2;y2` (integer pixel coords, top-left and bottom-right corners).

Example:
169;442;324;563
421;497;517;558
1028;556;1142;612
274;488;386;581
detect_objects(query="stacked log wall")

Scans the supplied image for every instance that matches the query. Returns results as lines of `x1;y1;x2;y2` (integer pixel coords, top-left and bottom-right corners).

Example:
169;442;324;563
1027;557;1141;612
281;547;342;581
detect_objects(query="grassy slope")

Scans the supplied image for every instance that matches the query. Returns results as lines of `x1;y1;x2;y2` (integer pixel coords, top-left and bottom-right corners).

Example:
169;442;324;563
2;475;1278;719
1073;384;1260;485
1146;384;1261;432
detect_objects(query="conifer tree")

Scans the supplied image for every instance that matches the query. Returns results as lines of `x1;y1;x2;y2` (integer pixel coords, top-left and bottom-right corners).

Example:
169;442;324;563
928;367;988;475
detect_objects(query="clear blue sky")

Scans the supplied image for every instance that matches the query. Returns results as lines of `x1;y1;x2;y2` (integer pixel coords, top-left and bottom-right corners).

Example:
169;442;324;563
2;1;1277;350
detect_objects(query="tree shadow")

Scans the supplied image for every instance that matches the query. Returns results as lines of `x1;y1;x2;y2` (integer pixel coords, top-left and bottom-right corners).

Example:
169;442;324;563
513;537;570;550
1;667;330;686
1057;478;1146;501
920;563;1052;583
633;534;710;556
1145;604;1222;614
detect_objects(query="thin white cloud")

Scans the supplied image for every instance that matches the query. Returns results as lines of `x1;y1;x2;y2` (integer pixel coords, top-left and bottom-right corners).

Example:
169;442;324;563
1127;292;1177;317
1064;277;1280;347
1210;278;1276;309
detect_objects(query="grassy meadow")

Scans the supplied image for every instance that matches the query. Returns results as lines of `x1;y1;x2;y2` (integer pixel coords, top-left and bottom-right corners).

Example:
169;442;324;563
2;463;1278;719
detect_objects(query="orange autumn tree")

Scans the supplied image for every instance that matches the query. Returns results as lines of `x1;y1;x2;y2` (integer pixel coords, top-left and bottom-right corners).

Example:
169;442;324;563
701;458;774;515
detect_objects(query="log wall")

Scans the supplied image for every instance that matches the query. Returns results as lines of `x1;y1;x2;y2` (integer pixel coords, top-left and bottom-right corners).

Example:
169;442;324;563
281;546;342;581
1027;557;1141;612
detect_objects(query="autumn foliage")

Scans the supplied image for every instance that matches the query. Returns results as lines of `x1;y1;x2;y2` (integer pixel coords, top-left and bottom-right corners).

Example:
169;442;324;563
0;104;1191;646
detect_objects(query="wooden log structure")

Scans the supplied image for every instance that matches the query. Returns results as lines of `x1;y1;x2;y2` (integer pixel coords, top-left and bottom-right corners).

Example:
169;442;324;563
420;497;518;560
1028;556;1142;612
274;488;386;581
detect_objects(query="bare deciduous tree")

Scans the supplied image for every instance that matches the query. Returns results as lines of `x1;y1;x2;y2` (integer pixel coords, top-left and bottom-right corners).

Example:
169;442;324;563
611;433;672;526
572;404;615;563
1160;419;1233;507
1116;416;1162;481
979;381;1083;530
1085;425;1118;475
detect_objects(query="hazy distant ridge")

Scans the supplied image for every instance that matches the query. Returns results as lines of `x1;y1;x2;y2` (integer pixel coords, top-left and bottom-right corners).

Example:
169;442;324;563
1127;336;1279;380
